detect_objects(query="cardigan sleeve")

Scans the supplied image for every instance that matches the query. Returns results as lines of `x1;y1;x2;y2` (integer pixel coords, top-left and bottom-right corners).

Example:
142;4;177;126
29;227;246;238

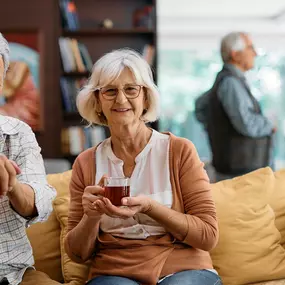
64;149;98;262
66;156;85;233
178;139;219;251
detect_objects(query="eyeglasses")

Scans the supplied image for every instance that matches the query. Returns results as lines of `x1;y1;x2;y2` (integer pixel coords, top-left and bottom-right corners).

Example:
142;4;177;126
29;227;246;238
99;84;143;100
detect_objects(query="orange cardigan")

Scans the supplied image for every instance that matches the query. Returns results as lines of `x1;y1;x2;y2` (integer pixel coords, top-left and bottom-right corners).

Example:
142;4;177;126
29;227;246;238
66;133;218;285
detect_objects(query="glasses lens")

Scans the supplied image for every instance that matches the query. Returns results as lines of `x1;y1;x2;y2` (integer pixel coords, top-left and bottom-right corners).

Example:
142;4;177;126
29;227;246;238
124;85;140;98
101;85;141;99
101;87;117;98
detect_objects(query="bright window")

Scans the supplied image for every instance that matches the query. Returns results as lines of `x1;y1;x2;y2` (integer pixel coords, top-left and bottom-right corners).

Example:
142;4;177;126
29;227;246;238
158;49;285;169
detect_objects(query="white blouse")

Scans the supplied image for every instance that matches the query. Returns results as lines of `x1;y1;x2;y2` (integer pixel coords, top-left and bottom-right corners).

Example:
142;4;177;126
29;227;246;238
95;130;219;277
95;130;172;239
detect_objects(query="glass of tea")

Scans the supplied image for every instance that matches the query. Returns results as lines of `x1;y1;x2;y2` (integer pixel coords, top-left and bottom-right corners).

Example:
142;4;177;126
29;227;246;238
104;177;130;206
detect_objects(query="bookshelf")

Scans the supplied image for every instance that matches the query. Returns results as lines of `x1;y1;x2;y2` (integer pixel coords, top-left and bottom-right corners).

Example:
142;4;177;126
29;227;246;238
62;28;155;36
0;0;157;162
62;112;83;126
59;0;158;163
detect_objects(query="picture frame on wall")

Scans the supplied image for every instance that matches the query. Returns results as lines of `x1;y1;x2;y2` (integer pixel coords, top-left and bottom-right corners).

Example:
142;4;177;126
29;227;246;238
2;32;41;131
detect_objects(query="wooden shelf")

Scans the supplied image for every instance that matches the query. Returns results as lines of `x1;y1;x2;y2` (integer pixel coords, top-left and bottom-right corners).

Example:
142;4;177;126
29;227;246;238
63;112;85;127
62;71;90;77
62;28;155;37
63;154;78;166
63;112;81;119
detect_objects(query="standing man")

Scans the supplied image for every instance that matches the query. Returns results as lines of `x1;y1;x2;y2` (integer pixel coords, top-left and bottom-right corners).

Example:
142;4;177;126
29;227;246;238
0;33;58;285
195;32;275;181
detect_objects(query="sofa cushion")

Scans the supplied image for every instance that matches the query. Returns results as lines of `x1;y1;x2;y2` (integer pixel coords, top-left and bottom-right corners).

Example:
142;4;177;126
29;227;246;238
47;170;72;198
210;167;285;285
53;196;90;285
26;211;63;282
270;169;285;248
250;280;285;285
26;170;73;282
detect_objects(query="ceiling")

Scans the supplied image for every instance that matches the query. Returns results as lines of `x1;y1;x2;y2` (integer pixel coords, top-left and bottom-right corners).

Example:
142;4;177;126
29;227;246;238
157;0;285;49
157;0;285;19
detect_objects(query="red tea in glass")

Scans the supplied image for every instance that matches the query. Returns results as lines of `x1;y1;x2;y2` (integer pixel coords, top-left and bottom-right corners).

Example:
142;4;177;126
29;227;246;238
104;177;130;206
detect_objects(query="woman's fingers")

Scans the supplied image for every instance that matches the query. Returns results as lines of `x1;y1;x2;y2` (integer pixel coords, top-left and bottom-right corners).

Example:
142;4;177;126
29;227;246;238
85;185;105;196
96;198;139;219
98;174;108;187
94;199;117;218
82;174;109;219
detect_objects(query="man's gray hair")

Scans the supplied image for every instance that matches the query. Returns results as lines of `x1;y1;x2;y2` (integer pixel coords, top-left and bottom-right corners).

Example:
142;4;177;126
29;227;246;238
220;32;247;63
0;33;9;77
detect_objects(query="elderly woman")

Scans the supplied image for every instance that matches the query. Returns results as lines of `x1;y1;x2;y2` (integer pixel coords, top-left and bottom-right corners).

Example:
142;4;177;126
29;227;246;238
64;48;221;285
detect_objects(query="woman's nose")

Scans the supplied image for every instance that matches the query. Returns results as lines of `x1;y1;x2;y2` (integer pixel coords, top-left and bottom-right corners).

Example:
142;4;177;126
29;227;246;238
115;89;128;103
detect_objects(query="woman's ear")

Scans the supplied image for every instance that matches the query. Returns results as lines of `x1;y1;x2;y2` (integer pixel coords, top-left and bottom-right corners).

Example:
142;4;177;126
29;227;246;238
143;90;150;110
94;91;102;113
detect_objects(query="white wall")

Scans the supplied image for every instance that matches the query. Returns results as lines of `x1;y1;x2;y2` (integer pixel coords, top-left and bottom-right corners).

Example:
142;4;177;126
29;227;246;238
158;0;285;50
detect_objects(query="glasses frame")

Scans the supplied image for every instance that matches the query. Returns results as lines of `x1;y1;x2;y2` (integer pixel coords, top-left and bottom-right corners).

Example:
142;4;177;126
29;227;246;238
98;84;144;101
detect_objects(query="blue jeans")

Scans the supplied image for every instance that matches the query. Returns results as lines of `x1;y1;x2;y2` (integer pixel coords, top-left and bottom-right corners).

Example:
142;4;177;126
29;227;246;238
86;270;222;285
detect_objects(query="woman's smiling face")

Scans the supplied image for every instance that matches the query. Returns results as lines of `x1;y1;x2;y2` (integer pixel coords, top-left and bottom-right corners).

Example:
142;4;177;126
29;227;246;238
98;68;147;127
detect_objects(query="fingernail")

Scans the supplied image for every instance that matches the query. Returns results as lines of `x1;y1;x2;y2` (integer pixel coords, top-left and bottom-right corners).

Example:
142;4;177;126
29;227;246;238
122;198;127;205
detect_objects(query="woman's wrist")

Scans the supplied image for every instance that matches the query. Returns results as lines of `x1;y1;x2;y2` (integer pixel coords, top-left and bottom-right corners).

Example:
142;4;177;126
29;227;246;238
143;198;157;215
84;213;101;223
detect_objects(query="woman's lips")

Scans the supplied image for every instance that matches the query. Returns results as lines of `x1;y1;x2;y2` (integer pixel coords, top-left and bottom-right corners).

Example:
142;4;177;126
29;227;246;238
112;108;130;112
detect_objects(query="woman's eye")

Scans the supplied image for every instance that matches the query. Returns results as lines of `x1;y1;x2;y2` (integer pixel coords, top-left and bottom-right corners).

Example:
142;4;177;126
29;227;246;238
106;89;116;93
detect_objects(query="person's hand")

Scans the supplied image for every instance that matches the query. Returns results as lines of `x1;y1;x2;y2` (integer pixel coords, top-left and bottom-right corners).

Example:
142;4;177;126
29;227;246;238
82;175;106;220
94;195;153;219
272;127;277;133
0;155;21;197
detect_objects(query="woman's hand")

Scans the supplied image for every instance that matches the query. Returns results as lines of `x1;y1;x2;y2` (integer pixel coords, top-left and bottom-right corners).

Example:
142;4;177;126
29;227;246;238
82;176;106;220
94;195;153;219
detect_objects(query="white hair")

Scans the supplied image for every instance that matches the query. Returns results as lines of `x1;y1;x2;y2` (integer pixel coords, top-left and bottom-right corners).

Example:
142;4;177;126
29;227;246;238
77;48;159;126
0;33;9;78
220;32;247;63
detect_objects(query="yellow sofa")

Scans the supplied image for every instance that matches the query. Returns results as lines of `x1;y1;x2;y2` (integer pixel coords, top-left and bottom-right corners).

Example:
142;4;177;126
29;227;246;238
26;168;285;285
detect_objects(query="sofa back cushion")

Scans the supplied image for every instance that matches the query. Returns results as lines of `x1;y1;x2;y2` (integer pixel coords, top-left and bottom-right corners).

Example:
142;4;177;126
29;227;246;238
26;170;73;282
53;196;90;285
26;211;63;282
45;170;90;284
270;169;285;248
47;170;73;198
210;167;285;285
